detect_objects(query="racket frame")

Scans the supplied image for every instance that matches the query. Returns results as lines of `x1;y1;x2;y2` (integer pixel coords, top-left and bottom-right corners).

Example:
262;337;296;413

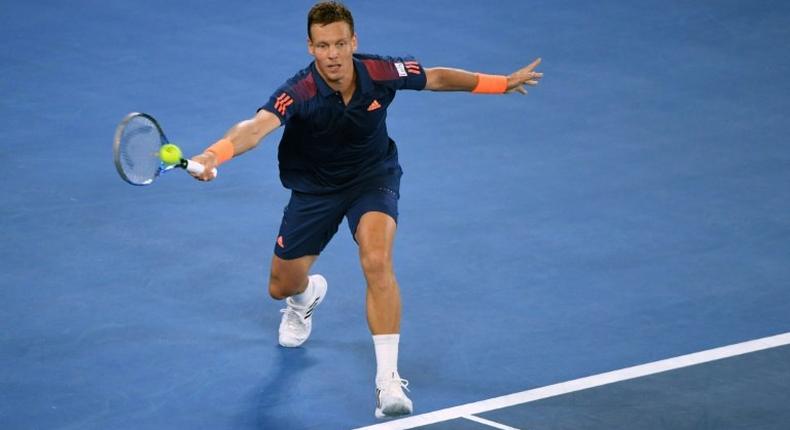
113;112;212;186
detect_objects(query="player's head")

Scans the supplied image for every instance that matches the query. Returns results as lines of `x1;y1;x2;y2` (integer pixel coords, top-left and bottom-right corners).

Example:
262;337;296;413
307;1;358;84
308;1;355;40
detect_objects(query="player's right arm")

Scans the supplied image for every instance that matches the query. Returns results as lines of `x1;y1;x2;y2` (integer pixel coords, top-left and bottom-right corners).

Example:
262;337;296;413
189;109;282;181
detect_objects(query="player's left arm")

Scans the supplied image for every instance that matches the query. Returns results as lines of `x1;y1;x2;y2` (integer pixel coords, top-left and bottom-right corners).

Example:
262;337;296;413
424;58;543;95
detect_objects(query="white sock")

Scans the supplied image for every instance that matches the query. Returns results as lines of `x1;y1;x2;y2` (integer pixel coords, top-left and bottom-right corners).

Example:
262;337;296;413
373;334;400;385
289;275;316;307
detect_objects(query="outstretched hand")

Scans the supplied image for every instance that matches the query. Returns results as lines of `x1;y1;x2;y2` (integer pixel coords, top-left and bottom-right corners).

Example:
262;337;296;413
507;58;543;95
189;152;219;181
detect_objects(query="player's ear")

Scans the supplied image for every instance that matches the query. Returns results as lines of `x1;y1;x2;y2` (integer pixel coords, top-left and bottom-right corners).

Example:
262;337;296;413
307;37;315;56
351;33;358;52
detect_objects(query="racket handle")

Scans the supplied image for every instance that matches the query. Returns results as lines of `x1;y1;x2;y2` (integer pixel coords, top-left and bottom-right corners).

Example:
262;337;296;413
184;159;218;177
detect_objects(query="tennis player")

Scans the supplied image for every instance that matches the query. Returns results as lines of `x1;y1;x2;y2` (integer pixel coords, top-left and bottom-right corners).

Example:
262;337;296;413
190;1;542;418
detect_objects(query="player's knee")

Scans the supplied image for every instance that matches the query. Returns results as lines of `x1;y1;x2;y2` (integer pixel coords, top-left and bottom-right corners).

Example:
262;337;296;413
268;272;295;300
268;281;286;300
360;250;392;279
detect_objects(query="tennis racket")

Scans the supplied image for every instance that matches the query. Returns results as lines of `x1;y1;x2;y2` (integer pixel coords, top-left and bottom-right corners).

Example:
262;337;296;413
113;112;217;186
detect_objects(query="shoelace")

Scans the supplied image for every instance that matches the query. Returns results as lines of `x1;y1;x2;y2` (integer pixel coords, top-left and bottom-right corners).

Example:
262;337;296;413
280;307;305;331
376;375;411;410
381;375;410;393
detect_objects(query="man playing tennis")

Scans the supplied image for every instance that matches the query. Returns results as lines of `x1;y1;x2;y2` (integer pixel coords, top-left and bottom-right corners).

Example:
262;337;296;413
190;1;542;418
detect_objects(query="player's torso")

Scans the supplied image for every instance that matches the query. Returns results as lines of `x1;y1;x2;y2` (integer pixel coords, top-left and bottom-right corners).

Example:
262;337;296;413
268;53;425;192
287;81;394;159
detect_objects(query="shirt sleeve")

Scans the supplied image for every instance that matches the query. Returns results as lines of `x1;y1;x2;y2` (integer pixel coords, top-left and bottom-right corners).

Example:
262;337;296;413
259;89;298;123
392;56;427;90
361;54;427;91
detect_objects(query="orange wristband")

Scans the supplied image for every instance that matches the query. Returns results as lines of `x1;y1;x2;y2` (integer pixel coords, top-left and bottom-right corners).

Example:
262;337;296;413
473;74;508;94
206;138;234;165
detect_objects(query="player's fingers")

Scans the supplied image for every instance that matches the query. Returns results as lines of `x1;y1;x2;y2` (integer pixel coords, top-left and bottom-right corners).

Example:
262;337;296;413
524;57;542;72
518;72;542;84
526;80;539;86
188;156;218;181
191;166;208;181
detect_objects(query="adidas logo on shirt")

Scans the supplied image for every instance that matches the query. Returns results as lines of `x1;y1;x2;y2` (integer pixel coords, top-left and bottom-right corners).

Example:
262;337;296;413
367;99;382;111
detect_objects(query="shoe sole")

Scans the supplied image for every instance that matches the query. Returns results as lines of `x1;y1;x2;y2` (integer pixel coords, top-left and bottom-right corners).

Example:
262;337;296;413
375;401;413;418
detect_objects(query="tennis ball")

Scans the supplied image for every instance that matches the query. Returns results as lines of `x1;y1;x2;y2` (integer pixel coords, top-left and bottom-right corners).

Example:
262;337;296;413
159;144;182;165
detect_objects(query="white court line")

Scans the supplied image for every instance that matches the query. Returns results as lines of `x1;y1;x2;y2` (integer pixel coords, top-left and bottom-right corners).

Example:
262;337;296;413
353;331;790;430
463;414;522;430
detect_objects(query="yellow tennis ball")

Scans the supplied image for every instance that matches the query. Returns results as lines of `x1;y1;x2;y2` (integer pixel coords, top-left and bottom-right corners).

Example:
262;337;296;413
159;144;182;165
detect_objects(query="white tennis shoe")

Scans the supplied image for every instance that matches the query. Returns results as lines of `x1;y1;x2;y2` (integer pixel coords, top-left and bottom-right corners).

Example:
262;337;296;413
278;275;327;348
375;372;413;418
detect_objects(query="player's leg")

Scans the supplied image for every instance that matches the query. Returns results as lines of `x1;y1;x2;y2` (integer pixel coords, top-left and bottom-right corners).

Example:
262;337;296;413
347;175;412;417
268;253;317;300
355;212;401;335
270;254;328;348
355;211;412;418
272;191;343;347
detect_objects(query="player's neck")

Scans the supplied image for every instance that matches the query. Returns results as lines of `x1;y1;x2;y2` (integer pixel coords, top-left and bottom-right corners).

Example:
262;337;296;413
340;73;356;105
324;68;356;105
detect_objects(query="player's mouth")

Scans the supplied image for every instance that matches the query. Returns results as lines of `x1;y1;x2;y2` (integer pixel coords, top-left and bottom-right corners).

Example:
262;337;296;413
327;63;341;73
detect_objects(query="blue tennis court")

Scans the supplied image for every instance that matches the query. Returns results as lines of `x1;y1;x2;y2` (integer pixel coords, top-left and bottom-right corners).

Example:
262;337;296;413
2;1;790;429
359;333;790;429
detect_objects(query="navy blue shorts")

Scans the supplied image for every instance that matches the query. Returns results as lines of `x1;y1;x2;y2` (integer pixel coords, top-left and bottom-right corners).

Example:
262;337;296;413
273;171;401;260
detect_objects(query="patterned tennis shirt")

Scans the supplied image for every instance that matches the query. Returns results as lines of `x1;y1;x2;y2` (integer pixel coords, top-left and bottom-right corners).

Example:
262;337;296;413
260;53;427;194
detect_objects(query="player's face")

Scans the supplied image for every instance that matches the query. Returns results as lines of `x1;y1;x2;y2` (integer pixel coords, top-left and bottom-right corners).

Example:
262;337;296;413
308;21;357;85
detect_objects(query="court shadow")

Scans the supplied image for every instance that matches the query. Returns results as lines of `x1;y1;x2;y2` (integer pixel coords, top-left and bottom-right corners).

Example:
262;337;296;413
236;346;319;429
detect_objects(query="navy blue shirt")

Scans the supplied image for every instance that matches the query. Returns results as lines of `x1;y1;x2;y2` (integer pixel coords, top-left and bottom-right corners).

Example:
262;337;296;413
260;53;427;194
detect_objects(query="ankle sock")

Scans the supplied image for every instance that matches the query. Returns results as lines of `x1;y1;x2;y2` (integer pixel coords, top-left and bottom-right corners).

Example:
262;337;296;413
373;334;400;385
289;276;316;307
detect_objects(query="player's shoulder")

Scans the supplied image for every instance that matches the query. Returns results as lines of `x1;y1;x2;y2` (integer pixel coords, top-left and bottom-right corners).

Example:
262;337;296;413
278;64;319;102
355;53;421;82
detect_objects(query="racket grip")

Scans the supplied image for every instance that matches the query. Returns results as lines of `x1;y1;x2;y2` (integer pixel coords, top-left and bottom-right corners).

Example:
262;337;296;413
184;159;218;177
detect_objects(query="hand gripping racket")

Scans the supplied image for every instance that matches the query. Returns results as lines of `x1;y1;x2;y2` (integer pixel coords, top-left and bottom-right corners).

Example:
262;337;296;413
113;112;217;186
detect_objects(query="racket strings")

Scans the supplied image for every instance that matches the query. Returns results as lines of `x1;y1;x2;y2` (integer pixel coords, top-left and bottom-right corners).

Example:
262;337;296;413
118;116;163;185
